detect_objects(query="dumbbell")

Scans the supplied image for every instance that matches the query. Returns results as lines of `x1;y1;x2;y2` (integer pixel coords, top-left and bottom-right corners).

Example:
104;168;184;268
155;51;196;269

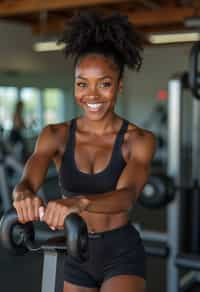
139;174;175;208
0;208;88;261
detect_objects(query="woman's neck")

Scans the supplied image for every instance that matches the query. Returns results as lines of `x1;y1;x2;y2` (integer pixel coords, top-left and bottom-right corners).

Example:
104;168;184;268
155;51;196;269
77;113;121;135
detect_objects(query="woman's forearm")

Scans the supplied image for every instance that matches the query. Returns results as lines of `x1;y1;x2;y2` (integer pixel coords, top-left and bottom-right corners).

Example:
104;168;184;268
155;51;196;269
81;188;137;214
12;180;36;200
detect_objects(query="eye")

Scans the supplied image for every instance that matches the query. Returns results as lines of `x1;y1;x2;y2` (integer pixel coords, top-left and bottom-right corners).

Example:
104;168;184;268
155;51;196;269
99;82;112;88
76;82;87;88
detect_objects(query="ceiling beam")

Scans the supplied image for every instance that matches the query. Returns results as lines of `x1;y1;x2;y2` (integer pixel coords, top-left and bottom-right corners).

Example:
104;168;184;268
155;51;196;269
31;22;191;36
30;6;200;35
32;18;66;35
137;0;161;9
127;6;200;26
139;24;192;34
165;0;177;7
0;0;133;16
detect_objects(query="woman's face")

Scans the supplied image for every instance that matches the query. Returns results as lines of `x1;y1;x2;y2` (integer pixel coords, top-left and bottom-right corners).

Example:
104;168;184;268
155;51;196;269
74;53;123;120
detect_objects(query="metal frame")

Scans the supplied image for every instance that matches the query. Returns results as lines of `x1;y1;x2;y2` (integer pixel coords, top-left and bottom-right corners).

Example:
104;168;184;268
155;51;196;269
134;76;184;292
41;250;65;292
190;98;200;252
176;81;200;290
166;77;183;292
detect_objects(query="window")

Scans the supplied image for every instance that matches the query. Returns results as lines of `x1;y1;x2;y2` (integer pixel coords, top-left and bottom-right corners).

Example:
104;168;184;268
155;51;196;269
43;88;65;125
0;87;18;131
20;87;42;135
0;86;67;137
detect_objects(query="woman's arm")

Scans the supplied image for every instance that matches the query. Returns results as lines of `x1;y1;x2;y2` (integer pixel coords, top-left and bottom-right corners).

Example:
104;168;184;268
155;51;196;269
13;125;58;222
81;131;156;214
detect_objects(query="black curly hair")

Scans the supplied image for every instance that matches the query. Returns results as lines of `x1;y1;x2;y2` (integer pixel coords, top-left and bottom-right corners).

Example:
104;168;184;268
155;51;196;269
60;11;143;79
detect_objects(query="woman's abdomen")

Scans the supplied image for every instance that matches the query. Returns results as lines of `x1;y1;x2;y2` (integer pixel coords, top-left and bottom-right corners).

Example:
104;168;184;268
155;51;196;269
80;211;129;233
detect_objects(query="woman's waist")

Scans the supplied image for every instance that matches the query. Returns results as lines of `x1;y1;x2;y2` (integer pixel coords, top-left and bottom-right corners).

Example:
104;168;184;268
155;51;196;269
80;211;129;234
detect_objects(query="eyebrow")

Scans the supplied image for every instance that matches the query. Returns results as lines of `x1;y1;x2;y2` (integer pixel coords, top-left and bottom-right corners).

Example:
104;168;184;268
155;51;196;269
76;75;112;80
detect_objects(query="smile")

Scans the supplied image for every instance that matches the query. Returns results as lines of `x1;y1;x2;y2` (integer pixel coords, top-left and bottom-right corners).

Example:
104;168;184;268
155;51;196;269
86;103;103;111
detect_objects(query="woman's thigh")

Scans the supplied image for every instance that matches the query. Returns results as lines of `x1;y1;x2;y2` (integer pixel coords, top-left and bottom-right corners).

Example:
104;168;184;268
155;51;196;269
100;275;145;292
63;281;99;292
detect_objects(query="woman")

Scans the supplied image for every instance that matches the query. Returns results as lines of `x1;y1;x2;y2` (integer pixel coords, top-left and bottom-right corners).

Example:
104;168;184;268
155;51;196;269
13;12;156;292
9;100;27;161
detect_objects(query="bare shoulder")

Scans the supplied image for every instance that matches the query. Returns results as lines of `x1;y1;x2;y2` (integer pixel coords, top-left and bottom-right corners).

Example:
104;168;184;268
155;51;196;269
127;122;156;162
46;121;70;140
34;121;70;154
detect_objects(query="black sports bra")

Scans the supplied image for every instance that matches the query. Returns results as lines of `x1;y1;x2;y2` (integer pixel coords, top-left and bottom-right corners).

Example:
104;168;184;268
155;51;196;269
58;118;129;197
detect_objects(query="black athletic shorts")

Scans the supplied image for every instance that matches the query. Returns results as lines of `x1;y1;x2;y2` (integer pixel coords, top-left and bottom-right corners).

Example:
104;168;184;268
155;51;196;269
64;222;146;288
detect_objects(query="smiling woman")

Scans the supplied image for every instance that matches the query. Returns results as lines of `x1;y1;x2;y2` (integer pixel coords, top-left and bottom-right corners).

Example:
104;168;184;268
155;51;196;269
74;54;121;120
12;11;156;292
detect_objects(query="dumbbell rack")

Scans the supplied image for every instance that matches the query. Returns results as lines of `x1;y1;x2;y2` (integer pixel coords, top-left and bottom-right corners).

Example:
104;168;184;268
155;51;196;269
174;43;200;292
134;75;183;292
135;42;200;292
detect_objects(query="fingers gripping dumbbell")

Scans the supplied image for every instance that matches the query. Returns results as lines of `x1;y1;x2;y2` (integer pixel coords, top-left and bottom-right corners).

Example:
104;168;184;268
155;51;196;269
0;209;89;261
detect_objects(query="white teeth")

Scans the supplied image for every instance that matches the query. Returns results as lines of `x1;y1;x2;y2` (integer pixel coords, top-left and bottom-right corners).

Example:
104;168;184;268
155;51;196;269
87;103;102;109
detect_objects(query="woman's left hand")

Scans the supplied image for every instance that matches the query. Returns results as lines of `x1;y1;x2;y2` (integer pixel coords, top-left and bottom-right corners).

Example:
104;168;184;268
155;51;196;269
41;197;90;230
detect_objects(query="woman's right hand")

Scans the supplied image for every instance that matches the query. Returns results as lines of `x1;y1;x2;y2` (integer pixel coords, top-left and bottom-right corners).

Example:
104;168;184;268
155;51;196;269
13;190;44;224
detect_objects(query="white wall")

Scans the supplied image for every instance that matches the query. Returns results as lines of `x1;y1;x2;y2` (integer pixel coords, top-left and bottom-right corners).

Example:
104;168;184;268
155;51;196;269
123;44;193;126
0;20;72;74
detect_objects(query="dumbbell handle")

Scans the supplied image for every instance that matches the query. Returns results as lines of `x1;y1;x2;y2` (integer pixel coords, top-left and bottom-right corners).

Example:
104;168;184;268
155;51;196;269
0;208;88;261
0;209;65;249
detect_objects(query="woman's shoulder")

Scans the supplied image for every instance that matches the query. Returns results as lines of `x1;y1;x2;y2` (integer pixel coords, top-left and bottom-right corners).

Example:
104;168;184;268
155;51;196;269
126;121;156;157
127;121;155;139
45;121;69;133
37;120;73;147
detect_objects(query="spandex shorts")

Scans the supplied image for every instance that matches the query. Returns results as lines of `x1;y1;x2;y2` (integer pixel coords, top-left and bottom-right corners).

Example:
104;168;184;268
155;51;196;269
64;222;146;288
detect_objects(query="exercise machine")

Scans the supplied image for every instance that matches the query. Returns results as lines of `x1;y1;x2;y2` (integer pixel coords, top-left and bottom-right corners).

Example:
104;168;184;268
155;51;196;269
0;209;88;292
175;42;200;291
0;128;46;215
0;130;24;213
135;42;200;292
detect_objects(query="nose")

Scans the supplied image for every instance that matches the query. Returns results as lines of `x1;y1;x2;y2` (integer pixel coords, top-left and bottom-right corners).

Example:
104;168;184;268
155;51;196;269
87;85;99;98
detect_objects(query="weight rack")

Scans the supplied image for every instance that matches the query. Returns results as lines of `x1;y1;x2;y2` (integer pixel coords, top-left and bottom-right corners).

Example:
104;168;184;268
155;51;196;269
135;42;200;292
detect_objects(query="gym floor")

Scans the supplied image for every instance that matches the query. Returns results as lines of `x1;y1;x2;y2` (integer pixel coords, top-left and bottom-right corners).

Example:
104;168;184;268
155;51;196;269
0;176;167;292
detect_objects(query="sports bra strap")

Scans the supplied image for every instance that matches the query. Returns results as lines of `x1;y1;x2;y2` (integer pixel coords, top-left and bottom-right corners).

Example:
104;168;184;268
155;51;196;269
114;119;129;149
67;118;76;151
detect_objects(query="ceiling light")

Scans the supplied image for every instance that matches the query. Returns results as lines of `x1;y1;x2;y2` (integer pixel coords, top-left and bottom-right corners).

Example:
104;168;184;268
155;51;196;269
33;41;66;52
149;32;200;44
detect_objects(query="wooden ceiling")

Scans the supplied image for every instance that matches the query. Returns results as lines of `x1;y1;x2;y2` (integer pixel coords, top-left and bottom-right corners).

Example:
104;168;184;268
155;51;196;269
0;0;200;42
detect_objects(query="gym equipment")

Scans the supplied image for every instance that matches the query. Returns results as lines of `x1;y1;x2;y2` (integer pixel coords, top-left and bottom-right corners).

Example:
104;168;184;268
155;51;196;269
134;223;169;258
142;104;167;165
135;41;200;292
0;209;88;292
136;67;182;292
139;173;198;209
189;41;200;99
139;173;175;208
175;41;200;292
0;132;24;213
0;129;45;215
